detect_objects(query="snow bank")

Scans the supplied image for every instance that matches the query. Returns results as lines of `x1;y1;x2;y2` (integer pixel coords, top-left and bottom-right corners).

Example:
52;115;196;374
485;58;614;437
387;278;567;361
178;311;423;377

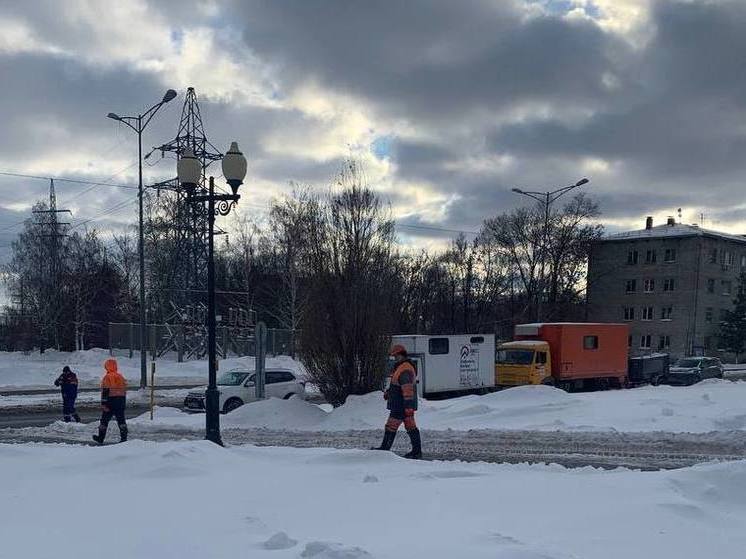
136;379;746;434
1;440;745;559
0;348;305;389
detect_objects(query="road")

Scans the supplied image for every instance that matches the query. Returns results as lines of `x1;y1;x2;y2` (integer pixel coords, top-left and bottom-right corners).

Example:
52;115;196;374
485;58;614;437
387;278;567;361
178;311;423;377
0;404;155;427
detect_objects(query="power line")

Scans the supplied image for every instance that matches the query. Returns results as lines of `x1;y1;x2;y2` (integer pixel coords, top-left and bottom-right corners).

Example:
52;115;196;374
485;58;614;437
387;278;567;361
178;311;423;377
0;171;138;190
395;223;479;236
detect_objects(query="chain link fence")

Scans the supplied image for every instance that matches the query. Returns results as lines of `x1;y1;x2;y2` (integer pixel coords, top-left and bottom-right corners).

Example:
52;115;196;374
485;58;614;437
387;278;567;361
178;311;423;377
108;322;296;361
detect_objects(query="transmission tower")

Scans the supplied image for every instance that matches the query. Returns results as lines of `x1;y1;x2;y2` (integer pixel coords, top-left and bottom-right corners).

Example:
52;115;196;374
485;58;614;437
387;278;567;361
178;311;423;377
32;179;71;349
150;87;223;302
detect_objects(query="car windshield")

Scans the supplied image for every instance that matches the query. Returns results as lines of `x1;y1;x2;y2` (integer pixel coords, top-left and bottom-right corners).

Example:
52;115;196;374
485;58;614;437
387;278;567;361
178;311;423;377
674;359;701;368
217;371;251;386
497;349;535;365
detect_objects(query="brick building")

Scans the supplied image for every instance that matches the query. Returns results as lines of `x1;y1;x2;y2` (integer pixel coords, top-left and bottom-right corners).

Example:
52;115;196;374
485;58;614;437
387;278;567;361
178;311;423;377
586;217;746;359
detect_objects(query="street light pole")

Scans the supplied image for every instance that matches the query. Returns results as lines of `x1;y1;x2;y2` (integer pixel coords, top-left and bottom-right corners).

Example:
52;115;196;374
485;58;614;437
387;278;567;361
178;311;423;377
178;144;247;445
511;178;589;322
107;89;177;388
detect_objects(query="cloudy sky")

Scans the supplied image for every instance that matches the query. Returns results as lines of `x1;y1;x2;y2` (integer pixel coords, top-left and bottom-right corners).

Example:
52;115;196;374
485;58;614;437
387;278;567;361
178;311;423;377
2;0;746;263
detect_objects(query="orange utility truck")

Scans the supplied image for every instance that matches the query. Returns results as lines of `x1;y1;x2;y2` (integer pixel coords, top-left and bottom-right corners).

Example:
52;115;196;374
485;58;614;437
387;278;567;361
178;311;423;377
496;323;629;391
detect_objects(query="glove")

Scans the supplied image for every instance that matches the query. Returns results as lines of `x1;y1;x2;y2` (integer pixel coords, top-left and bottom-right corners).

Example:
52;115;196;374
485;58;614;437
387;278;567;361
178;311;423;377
404;408;414;417
383;390;389;401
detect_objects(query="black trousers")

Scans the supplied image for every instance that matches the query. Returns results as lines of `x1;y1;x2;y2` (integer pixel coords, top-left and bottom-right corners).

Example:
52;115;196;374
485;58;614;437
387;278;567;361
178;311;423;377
100;398;127;428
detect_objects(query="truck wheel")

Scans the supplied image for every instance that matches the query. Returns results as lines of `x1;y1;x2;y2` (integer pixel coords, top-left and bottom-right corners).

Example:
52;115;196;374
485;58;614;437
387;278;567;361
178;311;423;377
541;378;555;387
283;393;295;400
223;397;244;414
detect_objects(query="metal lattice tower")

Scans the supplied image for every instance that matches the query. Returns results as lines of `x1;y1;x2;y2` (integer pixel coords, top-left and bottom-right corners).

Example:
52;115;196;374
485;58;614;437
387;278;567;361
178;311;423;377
151;87;223;300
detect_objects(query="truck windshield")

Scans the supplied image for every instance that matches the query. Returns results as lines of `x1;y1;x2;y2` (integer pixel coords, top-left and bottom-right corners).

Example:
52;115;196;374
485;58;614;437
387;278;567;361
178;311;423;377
217;371;251;386
674;359;701;368
497;349;535;365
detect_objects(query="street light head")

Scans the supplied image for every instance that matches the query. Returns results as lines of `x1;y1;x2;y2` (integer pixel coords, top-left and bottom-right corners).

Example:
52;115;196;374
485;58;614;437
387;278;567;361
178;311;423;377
107;112;121;121
511;188;523;194
222;141;247;195
177;148;201;194
575;178;590;187
162;89;177;103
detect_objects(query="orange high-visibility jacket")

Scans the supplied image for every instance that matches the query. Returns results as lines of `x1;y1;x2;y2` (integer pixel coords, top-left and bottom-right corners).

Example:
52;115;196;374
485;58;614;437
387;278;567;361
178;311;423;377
101;359;127;401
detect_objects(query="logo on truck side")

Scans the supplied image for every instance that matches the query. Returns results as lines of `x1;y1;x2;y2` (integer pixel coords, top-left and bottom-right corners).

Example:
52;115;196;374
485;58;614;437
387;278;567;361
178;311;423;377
459;344;480;387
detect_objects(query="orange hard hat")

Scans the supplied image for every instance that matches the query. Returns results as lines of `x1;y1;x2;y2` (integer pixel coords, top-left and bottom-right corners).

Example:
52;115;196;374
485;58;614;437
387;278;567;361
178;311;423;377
390;344;407;357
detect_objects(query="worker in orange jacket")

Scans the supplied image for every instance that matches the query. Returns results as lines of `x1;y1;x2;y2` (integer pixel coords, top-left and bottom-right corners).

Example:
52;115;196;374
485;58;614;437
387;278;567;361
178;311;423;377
92;358;128;445
371;344;422;459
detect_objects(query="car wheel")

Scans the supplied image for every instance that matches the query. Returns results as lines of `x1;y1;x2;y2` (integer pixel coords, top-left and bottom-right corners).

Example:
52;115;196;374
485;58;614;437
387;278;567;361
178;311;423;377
223;397;244;413
283;393;295;400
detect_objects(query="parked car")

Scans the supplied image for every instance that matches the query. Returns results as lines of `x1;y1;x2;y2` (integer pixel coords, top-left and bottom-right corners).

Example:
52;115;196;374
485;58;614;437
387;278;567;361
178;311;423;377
184;369;306;413
662;357;724;386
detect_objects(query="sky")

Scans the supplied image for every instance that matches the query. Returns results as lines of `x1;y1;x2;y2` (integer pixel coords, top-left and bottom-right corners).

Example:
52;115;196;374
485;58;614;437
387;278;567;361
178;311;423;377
2;0;746;265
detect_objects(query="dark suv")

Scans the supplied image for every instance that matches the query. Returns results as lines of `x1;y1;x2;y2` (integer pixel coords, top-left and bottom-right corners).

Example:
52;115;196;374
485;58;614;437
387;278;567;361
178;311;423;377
663;357;724;386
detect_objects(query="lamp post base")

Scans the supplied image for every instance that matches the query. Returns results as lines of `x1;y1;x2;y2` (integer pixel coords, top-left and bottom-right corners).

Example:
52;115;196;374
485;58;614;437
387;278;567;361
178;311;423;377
205;387;223;446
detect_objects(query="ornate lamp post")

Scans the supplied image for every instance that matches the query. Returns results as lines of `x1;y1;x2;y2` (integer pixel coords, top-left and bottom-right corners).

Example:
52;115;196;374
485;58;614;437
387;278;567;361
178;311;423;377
177;143;247;445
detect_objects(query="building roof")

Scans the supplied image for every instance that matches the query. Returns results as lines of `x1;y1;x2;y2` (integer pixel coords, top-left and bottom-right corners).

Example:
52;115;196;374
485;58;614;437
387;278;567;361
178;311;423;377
602;223;746;244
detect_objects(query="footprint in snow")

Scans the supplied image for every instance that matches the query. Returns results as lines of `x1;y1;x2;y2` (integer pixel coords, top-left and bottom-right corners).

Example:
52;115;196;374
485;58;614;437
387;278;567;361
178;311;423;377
300;541;372;558
263;531;298;550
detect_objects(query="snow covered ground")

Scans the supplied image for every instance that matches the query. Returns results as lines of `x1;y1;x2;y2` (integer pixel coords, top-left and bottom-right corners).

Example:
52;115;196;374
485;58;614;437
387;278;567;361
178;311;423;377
1;439;745;559
125;380;746;434
0;348;304;389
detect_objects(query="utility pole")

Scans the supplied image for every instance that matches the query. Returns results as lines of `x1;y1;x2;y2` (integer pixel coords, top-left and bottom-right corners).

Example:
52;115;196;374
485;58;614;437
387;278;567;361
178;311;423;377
512;178;589;322
32;179;71;351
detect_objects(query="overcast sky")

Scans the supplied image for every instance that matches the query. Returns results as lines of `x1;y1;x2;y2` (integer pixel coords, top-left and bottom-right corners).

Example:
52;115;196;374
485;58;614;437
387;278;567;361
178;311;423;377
2;0;746;263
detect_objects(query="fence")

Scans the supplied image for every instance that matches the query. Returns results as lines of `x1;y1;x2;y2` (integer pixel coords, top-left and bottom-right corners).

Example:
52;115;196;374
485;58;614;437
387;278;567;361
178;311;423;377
108;322;295;362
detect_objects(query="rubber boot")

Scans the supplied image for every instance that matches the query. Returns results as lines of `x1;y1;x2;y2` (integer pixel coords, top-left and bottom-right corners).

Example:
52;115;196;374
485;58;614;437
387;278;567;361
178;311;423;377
118;424;128;443
371;430;396;451
92;425;107;445
63;415;71;423
73;413;81;423
404;429;422;459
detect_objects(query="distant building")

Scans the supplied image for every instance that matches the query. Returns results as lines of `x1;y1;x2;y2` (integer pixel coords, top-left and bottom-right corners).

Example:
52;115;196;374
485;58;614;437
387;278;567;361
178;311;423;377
586;216;746;359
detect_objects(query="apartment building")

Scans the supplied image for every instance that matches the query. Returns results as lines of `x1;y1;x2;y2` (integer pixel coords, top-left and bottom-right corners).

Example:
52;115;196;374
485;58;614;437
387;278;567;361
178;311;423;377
586;217;746;358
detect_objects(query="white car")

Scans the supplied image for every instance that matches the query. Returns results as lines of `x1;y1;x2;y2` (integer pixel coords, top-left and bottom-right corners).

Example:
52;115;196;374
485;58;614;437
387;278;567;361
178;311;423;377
183;369;306;413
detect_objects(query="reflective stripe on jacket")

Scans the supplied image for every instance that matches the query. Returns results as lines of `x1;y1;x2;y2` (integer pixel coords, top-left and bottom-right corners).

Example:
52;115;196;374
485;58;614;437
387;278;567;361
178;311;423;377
387;359;417;416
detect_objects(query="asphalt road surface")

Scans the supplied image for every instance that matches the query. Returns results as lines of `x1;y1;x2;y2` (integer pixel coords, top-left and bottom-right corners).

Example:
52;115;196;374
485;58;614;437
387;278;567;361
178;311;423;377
0;404;154;427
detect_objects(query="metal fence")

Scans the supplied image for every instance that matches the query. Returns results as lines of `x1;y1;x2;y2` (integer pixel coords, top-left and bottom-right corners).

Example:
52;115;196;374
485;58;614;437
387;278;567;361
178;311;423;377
108;322;295;361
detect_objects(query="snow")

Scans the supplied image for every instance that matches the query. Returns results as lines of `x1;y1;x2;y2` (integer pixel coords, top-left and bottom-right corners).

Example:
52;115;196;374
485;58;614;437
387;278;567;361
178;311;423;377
133;380;746;434
606;222;746;243
1;439;745;558
0;348;306;389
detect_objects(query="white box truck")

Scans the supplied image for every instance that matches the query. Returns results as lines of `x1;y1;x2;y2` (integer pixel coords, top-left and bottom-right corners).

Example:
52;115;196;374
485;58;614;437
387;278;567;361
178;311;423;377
390;334;496;398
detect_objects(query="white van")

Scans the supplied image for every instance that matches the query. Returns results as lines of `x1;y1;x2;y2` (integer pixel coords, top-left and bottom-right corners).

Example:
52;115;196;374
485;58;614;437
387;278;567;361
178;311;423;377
391;334;496;398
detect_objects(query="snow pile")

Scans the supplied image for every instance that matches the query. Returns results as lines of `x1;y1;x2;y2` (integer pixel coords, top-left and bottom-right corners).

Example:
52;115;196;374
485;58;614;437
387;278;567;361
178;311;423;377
133;379;746;434
1;440;746;558
0;348;305;389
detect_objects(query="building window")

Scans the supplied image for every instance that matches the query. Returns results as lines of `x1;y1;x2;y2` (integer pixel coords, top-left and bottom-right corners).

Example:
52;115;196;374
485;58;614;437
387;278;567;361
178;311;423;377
663;278;676;291
722;251;735;268
623;307;635;321
627;250;639;265
660;306;672;320
642;306;654;321
705;307;713;322
709;249;718;264
707;279;715;294
583;335;599;350
644;278;655;293
625;279;637;293
658;335;671;350
722;280;733;296
640;335;652;349
645;249;657;264
664;249;677;263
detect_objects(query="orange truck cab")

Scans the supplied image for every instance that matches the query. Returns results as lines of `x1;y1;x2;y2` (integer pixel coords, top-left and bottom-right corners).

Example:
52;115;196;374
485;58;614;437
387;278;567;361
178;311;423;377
496;323;629;391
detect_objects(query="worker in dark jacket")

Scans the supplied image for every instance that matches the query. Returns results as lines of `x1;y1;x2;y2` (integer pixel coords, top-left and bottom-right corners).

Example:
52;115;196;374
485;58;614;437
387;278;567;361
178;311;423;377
92;358;128;445
372;344;422;459
54;366;80;423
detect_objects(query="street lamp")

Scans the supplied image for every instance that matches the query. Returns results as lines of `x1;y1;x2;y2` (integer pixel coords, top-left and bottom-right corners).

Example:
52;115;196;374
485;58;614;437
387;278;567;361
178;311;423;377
107;89;178;389
511;178;590;321
178;143;247;445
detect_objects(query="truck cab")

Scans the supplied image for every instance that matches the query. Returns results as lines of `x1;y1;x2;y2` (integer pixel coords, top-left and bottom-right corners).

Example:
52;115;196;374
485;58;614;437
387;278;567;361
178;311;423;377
496;341;552;386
